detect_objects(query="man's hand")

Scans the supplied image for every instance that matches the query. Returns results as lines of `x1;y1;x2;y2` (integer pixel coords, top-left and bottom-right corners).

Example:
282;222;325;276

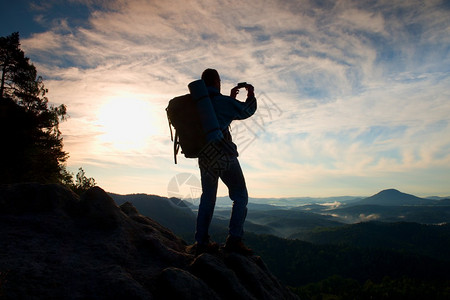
245;84;255;98
231;83;254;99
230;86;240;99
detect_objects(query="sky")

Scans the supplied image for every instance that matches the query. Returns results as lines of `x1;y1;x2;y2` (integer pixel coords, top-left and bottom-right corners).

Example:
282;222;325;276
1;0;450;199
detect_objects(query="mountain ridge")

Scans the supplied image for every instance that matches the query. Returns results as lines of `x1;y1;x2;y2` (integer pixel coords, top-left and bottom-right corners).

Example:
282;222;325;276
351;188;438;206
214;189;448;208
107;189;450;241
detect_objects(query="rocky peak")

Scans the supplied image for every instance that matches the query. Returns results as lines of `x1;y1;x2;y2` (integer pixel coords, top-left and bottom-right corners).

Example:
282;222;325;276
0;183;297;299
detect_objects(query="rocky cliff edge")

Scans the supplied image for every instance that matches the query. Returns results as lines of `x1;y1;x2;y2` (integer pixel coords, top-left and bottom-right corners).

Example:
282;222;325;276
0;183;298;299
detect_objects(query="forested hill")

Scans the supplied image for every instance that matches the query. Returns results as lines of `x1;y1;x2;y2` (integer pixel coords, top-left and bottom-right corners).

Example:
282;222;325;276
301;221;450;260
108;191;450;299
350;188;438;206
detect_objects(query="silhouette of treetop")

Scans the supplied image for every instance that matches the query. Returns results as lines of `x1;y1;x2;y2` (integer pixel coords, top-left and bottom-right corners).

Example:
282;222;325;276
1;32;68;184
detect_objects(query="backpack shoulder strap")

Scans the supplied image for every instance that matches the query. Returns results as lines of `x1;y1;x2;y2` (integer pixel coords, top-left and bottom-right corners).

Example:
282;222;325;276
166;107;174;142
166;105;179;164
173;130;180;164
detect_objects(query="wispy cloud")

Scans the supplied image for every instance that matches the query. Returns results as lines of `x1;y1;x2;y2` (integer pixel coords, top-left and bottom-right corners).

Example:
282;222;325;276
17;0;450;197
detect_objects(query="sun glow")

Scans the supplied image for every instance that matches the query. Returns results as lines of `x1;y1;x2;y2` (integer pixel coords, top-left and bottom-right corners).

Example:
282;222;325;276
97;97;157;151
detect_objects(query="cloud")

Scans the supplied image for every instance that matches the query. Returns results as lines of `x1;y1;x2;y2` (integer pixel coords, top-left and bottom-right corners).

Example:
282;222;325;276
359;213;380;221
17;0;450;196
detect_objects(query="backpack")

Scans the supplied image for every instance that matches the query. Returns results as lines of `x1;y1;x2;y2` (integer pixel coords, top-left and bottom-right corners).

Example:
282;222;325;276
167;79;234;164
166;94;206;164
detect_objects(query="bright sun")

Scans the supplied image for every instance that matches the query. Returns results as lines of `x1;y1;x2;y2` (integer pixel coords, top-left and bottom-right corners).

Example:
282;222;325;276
97;97;157;151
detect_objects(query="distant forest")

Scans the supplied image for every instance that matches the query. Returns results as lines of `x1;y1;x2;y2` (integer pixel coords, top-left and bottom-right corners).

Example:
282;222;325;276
112;193;450;300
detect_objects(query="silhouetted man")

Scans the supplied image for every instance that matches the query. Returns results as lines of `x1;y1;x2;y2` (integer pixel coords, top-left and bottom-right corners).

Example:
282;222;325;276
194;68;257;255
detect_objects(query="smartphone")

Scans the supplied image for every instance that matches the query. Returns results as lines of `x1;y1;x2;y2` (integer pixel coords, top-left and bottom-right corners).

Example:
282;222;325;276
237;82;247;88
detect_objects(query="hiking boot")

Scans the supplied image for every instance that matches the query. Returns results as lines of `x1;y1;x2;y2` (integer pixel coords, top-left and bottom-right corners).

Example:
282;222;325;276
188;241;220;256
224;236;254;256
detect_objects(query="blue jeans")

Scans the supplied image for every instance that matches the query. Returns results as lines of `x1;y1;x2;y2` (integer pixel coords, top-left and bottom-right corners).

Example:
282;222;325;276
195;156;248;244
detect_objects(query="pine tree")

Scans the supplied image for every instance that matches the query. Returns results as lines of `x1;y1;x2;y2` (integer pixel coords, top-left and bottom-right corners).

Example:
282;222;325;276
1;32;68;183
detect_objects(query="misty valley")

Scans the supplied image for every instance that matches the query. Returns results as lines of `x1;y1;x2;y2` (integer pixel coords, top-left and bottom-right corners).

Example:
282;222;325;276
111;188;450;299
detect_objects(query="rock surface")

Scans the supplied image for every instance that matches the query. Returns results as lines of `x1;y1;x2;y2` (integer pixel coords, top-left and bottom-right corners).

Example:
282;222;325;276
0;183;298;299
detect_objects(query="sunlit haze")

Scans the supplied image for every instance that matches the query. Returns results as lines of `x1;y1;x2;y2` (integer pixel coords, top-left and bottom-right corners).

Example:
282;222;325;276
2;0;449;198
97;97;158;151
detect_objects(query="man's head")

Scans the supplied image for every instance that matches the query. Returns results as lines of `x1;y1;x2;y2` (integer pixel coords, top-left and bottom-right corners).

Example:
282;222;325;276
201;68;221;91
